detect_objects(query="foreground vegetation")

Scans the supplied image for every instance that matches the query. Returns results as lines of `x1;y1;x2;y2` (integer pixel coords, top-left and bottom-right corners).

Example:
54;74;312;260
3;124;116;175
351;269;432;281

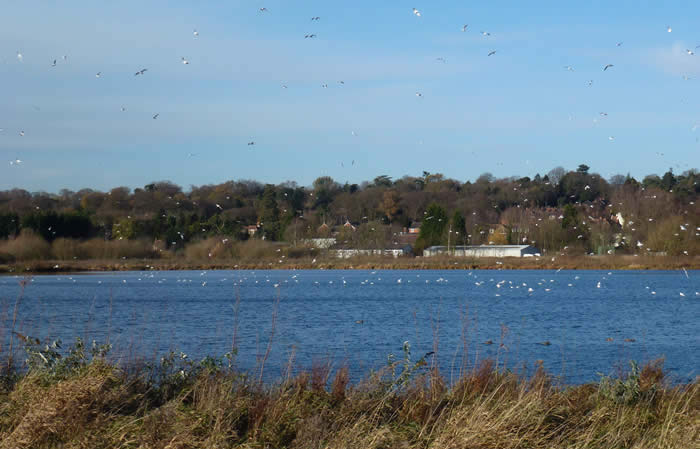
0;338;696;449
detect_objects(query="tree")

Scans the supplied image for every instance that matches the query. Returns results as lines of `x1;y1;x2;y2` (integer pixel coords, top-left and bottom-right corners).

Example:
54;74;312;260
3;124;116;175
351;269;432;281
373;175;393;187
609;174;626;186
381;190;401;222
451;210;466;246
259;185;280;240
547;166;566;185
417;203;448;248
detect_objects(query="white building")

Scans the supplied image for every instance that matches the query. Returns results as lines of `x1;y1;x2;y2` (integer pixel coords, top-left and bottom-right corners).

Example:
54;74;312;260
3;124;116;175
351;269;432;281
423;245;540;258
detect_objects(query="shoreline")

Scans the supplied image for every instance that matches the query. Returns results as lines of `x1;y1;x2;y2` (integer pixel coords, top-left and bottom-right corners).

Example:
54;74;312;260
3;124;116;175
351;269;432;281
1;255;698;274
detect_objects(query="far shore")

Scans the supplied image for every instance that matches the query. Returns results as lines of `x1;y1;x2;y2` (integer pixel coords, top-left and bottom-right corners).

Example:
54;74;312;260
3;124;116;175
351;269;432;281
1;254;698;274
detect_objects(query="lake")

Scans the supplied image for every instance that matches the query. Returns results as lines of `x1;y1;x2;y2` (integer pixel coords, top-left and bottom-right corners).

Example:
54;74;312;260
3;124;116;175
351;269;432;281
0;269;697;384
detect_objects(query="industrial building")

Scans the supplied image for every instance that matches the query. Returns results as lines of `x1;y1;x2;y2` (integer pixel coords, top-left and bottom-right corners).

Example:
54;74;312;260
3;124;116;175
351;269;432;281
423;245;540;258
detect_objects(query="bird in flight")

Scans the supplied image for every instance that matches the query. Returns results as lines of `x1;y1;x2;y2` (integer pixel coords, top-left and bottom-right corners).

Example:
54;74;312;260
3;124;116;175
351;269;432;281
488;50;497;56
182;57;189;65
415;92;423;97
247;141;255;146
667;25;672;33
608;136;615;141
152;113;159;120
462;24;468;32
564;65;574;71
16;51;22;62
311;16;320;21
616;41;623;47
259;7;268;12
304;34;317;39
135;68;147;76
51;59;57;67
95;72;101;78
413;8;421;17
436;57;447;63
587;80;593;87
193;29;199;38
686;49;695;56
603;64;614;71
120;106;126;112
481;31;491;37
19;131;25;137
9;159;22;165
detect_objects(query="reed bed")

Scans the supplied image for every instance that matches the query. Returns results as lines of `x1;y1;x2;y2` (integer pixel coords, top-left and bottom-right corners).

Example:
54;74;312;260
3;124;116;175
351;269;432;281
0;336;696;448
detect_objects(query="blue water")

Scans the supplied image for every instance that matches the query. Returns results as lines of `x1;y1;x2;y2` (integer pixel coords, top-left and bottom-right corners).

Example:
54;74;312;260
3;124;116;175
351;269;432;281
0;269;697;384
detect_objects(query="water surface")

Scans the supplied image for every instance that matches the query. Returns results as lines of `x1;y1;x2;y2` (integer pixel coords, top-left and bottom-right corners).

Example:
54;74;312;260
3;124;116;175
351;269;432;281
1;269;697;384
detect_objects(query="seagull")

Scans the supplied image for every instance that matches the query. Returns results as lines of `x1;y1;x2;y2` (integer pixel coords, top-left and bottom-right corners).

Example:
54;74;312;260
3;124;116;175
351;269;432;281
259;7;268;12
415;92;422;97
616;41;623;47
321;83;328;88
587;80;594;87
19;131;24;137
609;136;615;141
9;159;22;165
120;106;126;112
193;29;199;38
687;49;695;56
281;84;288;89
488;50;497;56
412;8;421;17
462;24;468;32
667;25;672;33
304;34;317;39
95;72;101;78
152;113;159;119
311;16;320;21
247;141;255;146
181;57;189;65
564;65;574;71
134;68;147;76
603;64;614;71
436;57;447;63
16;51;22;62
51;59;56;67
481;31;490;36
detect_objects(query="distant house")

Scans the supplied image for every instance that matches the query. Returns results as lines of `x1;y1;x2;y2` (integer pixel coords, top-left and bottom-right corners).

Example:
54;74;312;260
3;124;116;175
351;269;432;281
423;245;540;258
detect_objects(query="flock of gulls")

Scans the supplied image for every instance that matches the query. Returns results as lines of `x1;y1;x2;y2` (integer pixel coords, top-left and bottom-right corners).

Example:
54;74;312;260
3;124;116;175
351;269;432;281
1;269;697;348
5;7;700;167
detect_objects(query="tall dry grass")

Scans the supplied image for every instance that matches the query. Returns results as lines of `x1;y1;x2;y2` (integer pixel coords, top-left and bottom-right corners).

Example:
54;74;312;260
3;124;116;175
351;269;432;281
0;230;51;261
0;352;696;449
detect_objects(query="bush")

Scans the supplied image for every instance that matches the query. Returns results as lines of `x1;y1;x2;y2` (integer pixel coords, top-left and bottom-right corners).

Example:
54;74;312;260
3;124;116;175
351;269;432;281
0;230;52;261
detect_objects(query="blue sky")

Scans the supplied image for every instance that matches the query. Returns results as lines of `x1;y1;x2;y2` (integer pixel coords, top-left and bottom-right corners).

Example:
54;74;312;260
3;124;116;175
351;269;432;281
1;0;698;192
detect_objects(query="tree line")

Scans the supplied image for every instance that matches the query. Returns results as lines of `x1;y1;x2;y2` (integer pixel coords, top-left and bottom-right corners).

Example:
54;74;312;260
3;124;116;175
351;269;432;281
0;165;697;257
